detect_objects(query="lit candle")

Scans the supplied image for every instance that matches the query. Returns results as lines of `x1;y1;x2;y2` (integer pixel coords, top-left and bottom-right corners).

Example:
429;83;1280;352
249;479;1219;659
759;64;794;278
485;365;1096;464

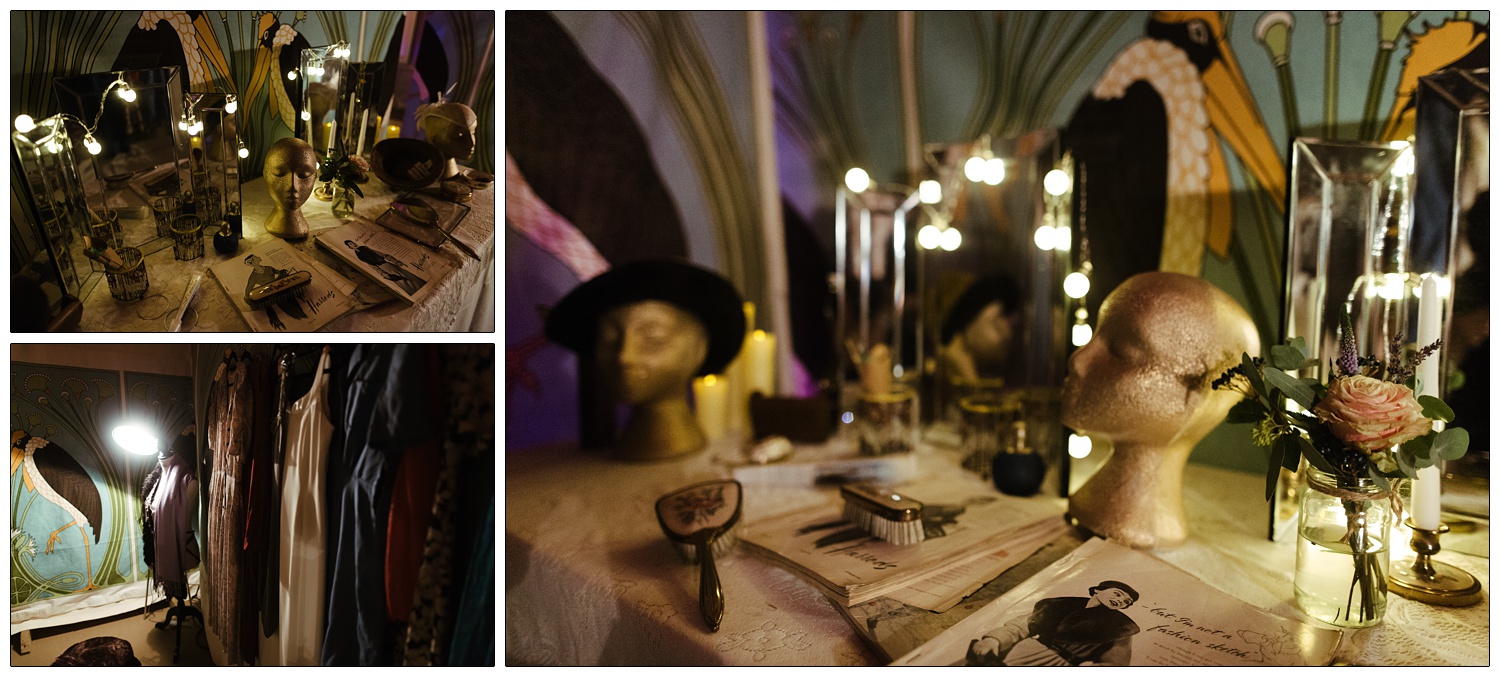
356;110;369;156
745;330;776;398
693;374;729;442
387;124;400;139
724;302;755;434
327;119;337;154
1411;275;1443;530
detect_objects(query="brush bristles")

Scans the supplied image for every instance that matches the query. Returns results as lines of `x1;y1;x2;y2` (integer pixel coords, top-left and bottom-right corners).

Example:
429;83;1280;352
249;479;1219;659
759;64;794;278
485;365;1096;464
247;285;306;310
844;500;926;546
670;527;737;564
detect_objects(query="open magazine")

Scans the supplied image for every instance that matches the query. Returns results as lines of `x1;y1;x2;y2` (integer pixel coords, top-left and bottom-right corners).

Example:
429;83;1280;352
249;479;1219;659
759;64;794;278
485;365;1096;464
315;218;458;305
739;474;1066;607
209;238;358;332
891;538;1342;667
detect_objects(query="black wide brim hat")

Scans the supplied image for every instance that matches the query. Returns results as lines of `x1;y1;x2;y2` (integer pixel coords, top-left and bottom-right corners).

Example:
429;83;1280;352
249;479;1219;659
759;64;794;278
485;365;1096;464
545;259;746;376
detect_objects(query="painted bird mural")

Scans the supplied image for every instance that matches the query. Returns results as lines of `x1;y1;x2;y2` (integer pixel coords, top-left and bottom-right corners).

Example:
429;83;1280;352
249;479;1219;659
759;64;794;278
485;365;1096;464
1064;11;1286;318
11;431;103;591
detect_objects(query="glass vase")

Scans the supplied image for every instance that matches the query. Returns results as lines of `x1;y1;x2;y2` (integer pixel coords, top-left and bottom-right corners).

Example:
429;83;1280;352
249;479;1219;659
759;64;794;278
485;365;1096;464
1293;466;1393;628
332;185;356;220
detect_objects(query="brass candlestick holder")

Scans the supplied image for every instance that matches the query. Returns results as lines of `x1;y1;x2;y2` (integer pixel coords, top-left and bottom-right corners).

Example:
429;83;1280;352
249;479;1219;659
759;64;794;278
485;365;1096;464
1388;519;1483;606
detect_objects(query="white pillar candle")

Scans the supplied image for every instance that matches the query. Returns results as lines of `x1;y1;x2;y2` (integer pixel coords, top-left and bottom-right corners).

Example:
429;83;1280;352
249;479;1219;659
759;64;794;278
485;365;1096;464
693;374;729;442
745;330;776;398
1411;275;1444;530
356;110;369;156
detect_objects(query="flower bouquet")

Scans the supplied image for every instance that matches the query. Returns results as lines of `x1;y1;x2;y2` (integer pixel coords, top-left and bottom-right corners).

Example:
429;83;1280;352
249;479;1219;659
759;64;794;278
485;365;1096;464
1213;311;1469;627
318;152;371;219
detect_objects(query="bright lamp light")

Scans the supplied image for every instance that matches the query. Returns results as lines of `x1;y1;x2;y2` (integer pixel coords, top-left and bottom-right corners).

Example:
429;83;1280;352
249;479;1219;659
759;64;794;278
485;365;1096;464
919;180;941;204
14;114;35;133
84;136;102;155
238;145;250;159
112;424;159;456
939;227;962;251
1034;224;1057;251
982;157;1005;186
1071;321;1093;346
917;224;942;250
117;83;136;102
1044;169;1071;196
964;156;987;183
844;167;870;193
1068;433;1093;458
1063;271;1091;299
225;97;238;115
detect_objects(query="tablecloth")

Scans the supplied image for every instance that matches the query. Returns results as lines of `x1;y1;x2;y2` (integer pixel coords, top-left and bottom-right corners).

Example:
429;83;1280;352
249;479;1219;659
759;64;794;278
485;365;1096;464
76;175;495;332
505;437;1489;666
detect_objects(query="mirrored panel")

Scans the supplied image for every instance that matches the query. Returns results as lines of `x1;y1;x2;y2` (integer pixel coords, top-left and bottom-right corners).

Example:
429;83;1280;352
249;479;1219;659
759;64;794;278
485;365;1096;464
54;66;186;255
300;43;349;156
185;92;243;233
12;116;93;298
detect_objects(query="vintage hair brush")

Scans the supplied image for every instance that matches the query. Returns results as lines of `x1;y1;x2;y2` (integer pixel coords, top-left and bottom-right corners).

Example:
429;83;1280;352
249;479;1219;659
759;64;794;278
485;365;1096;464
655;479;742;632
246;270;312;310
840;483;925;546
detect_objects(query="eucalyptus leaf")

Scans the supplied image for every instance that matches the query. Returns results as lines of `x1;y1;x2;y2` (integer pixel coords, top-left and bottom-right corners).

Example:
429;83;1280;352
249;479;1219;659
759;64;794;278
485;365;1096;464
1433;427;1470;461
1403;433;1434;465
1287;336;1308;359
1265;443;1284;502
1277;435;1301;472
1226;399;1264;424
1270;344;1306;371
1263;367;1315;410
1369;472;1391;492
1241;353;1266;399
1418;395;1455;423
1296;436;1337;474
1395;445;1418;477
1286;410;1318;429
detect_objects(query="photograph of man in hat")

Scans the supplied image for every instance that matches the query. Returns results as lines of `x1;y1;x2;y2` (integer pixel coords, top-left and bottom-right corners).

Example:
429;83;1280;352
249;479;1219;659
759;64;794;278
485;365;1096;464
544;259;745;461
961;579;1142;666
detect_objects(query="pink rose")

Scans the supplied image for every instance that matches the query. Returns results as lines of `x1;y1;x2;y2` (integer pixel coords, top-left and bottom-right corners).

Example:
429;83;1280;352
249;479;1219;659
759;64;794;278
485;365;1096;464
1312;375;1431;451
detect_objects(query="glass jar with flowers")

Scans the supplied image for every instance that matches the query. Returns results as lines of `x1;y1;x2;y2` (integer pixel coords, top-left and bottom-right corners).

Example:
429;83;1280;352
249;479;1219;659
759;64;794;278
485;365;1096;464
1213;311;1469;628
318;151;370;220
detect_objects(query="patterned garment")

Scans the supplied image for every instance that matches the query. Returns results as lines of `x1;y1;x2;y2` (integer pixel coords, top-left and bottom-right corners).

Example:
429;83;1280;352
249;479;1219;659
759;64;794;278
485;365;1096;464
206;356;251;666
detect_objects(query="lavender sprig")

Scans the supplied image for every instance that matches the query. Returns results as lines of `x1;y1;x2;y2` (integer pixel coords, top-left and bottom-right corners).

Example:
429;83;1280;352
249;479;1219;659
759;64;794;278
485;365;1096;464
1337;311;1358;376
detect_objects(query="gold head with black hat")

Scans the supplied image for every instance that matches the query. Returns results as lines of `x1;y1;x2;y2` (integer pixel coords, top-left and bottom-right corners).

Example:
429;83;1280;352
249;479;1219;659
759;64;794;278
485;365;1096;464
545;259;746;461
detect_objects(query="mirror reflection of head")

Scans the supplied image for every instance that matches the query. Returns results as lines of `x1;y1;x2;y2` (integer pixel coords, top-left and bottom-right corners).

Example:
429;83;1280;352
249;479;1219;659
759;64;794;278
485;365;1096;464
941;273;1022;378
595;300;708;406
418;102;477;162
264;137;318;211
1061;272;1258;448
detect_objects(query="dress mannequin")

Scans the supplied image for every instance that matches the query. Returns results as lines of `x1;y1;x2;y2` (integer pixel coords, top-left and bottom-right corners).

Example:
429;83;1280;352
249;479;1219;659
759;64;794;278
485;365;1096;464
1061;272;1259;550
263;137;318;239
416;98;477;182
545;259;746;462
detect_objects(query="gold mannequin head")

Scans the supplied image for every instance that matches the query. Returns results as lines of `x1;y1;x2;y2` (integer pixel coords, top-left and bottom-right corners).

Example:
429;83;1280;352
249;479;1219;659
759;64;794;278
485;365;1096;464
1063;272;1259;549
417;101;477;180
595;300;709;407
263;137;318;239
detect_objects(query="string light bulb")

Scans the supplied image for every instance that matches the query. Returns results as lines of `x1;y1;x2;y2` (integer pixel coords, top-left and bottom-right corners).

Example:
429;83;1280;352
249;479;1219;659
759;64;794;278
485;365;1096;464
225;96;237;115
1068;433;1093;458
982;157;1005;186
844;167;870;193
300;110;312;122
117;81;136;102
238;144;250;159
917;224;942;250
1044;168;1072;196
1034;223;1057;251
1063;271;1091;299
287;70;298;81
14;114;35;133
963;155;987;183
1071;308;1092;346
939;226;962;251
84;134;101;155
919;180;941;204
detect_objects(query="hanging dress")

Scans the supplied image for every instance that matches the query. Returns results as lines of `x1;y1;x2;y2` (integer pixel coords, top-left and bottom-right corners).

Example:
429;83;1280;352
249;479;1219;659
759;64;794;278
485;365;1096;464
206;356;252;666
273;347;335;666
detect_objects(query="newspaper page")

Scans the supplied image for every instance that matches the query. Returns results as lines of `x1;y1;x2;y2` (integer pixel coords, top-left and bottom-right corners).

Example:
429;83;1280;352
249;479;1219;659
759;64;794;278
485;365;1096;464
209;238;357;332
317;218;458;305
892;538;1342;667
739;474;1066;606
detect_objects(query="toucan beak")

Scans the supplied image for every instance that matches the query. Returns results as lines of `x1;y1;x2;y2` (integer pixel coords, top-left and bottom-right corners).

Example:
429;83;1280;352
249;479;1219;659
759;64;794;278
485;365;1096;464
1201;40;1286;214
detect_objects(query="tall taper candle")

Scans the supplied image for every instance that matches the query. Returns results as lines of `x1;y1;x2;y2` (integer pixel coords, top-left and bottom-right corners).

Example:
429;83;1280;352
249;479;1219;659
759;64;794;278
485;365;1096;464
1411;275;1443;530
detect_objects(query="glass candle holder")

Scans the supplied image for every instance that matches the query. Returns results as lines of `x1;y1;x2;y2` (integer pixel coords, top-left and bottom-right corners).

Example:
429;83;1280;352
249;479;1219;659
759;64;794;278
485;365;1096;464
959;394;1017;480
196;185;222;226
170;214;204;260
191;170;209;193
857;388;916;456
88;208;122;250
105;246;149;301
151;196;181;239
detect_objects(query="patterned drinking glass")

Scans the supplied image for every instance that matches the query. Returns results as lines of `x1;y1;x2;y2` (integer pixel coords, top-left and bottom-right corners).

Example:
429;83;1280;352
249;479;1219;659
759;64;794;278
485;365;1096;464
152;196;181;239
106;246;150;301
171;214;204;260
196;186;222;226
88;208;122;249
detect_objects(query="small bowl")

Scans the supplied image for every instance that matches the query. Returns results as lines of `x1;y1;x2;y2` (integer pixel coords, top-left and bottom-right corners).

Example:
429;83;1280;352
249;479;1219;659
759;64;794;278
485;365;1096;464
371;138;445;190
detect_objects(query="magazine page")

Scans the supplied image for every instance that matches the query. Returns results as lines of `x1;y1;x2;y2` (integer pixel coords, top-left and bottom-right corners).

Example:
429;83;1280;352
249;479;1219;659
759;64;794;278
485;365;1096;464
318;219;457;305
209;239;357;332
891;538;1342;667
739;474;1065;606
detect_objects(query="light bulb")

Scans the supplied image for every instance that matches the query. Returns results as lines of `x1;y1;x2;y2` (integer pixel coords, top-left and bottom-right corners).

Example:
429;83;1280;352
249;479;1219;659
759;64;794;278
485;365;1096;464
14;114;35;133
84;136;101;155
1068;433;1093;458
1053;225;1072;251
964;156;987;182
1034;224;1057;251
300;110;312;121
287;70;298;81
1044;168;1071;196
112;424;159;456
919;179;941;204
45;139;61;154
179;119;188;131
118;84;136;102
844;167;870;193
1378;273;1407;300
1071;321;1093;346
1394;146;1415;177
939;227;962;251
1063;271;1091;299
238;145;250;159
917;224;942;250
983;157;1005;185
188;122;201;136
225;98;237;115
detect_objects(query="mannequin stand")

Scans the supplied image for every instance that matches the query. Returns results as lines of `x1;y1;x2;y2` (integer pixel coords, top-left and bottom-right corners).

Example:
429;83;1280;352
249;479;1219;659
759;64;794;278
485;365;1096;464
155;596;202;664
